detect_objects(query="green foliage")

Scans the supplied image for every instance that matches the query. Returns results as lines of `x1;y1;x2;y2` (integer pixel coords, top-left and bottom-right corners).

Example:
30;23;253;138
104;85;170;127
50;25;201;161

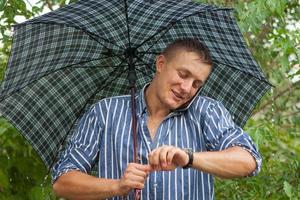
0;0;31;80
0;118;56;199
215;119;300;199
1;0;300;199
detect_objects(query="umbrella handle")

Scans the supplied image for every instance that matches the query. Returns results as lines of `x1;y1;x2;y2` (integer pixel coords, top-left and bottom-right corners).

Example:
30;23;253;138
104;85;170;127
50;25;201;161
134;189;141;200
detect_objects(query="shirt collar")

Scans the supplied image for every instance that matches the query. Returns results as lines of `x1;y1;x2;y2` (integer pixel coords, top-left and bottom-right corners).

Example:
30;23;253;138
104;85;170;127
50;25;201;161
136;83;149;116
136;83;201;116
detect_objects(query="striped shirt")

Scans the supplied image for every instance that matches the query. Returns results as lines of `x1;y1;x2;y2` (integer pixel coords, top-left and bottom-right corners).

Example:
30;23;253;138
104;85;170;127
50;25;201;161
52;84;262;200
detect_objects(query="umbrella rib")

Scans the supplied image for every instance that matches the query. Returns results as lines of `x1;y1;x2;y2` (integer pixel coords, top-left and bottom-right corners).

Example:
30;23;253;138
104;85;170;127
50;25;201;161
136;7;229;52
58;55;128;71
137;51;161;55
47;62;129;173
213;60;271;84
135;20;175;51
123;0;131;48
71;64;129;69
75;25;124;51
135;67;154;80
84;31;125;61
69;55;128;69
65;55;123;69
134;56;155;74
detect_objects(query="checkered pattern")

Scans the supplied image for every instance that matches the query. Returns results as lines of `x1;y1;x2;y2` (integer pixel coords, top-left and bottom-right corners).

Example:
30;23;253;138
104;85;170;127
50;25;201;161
0;0;270;168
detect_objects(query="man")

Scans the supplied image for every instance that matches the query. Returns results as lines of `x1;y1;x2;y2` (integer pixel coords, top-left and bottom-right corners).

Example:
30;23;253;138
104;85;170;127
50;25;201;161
52;38;261;200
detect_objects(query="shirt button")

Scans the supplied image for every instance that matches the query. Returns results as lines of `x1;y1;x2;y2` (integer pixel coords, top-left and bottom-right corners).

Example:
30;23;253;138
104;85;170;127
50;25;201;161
154;183;157;187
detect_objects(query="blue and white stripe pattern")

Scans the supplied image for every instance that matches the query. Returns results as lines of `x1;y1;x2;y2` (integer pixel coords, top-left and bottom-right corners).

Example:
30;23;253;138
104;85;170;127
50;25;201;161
52;85;262;200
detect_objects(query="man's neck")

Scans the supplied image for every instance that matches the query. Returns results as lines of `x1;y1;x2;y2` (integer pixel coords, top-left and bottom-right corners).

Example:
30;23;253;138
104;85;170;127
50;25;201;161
145;82;170;119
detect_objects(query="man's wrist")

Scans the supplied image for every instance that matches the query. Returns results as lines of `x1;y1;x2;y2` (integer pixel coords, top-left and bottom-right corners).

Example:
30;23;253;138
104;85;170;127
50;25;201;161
182;148;193;169
112;179;124;197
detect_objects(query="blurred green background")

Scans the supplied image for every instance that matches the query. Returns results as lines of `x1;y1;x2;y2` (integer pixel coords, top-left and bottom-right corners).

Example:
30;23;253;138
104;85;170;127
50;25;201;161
0;0;299;199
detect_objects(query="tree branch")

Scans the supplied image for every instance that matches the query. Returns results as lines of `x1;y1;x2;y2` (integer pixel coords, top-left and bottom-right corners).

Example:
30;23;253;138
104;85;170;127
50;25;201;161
252;80;300;117
281;110;300;118
45;0;53;11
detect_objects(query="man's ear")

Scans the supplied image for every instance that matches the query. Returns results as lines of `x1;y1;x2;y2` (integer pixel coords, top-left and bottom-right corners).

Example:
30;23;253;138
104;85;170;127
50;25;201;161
155;54;166;73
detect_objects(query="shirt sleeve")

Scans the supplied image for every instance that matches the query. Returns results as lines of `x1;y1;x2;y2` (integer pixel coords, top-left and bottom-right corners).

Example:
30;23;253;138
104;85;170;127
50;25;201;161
201;101;262;176
51;104;102;183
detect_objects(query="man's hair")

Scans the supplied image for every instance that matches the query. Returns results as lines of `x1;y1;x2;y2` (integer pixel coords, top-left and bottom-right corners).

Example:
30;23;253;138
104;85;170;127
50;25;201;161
162;38;213;65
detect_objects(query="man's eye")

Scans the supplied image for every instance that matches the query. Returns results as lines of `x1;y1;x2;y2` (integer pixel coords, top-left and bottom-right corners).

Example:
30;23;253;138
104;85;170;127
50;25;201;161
193;81;202;88
178;72;187;78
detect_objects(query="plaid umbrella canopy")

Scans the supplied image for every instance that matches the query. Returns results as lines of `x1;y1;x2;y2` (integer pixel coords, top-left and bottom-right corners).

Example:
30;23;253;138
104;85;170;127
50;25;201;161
0;0;270;169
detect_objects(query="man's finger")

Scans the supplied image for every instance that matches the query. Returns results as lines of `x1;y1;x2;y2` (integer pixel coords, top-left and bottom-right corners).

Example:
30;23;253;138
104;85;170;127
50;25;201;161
149;149;160;166
124;173;147;183
128;181;145;190
166;149;176;165
126;163;151;177
159;146;172;167
135;163;152;171
127;163;152;173
126;168;148;179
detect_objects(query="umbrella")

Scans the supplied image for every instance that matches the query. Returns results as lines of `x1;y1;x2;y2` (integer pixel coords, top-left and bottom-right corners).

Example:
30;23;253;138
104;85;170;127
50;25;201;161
0;0;270;173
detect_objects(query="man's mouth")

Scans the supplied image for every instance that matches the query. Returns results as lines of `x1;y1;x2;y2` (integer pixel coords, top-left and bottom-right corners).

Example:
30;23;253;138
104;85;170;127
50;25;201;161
171;90;184;100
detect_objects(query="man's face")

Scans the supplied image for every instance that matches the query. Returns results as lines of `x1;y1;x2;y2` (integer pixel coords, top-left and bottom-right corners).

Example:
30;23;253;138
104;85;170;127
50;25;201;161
154;50;212;110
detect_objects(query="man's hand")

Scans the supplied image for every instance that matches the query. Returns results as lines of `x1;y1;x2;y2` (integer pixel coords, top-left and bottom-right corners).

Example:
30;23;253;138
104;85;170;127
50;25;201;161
148;146;189;171
117;163;152;196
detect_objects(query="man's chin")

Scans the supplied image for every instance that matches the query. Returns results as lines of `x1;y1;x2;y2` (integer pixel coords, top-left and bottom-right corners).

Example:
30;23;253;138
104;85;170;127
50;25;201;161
176;101;190;110
167;97;193;111
168;101;188;110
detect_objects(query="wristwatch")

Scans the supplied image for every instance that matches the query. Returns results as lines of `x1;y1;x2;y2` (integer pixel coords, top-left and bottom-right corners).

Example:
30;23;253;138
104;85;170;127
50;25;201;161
182;148;193;169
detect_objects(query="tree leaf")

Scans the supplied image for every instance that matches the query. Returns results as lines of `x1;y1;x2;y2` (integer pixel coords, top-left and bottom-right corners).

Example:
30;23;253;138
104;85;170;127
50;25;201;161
0;169;9;190
0;126;8;135
283;181;293;198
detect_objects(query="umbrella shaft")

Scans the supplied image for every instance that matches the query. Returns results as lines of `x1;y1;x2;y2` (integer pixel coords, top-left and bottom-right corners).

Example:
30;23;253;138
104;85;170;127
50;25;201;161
130;84;141;200
130;86;138;163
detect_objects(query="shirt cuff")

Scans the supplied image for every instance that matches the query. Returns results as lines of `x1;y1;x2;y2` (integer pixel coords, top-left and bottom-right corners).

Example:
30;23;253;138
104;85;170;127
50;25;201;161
230;143;262;177
51;167;81;184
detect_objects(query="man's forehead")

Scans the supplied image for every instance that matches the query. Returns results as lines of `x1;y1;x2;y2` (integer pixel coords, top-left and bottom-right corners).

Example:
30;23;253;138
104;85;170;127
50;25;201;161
166;49;202;61
169;50;209;66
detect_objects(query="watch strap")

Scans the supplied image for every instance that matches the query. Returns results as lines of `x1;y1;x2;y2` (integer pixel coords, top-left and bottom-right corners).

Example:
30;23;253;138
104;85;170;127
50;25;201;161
182;148;193;169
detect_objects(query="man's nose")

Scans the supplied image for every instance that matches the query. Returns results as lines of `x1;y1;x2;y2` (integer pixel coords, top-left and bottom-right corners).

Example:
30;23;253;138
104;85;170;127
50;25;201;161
180;80;193;94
